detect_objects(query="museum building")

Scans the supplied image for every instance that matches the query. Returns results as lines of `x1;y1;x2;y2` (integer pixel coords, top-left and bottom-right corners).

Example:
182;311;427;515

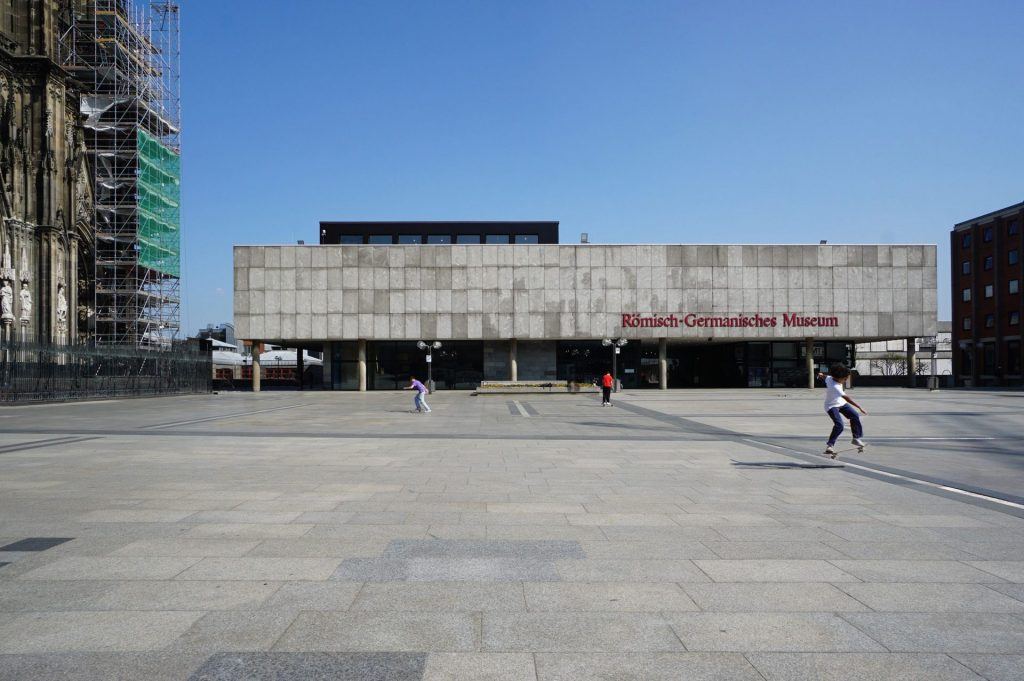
234;223;938;390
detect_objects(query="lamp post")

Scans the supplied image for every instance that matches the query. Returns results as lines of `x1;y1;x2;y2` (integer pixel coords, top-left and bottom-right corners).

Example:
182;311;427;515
602;337;629;392
417;340;442;392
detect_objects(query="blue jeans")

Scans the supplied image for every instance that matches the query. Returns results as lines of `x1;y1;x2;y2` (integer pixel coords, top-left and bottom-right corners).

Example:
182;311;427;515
826;404;862;446
414;392;430;412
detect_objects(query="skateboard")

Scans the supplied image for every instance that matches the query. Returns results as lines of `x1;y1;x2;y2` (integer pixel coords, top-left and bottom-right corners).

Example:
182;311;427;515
825;444;864;459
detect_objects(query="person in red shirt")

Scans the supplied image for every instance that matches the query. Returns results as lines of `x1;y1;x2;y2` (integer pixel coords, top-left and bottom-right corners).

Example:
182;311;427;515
600;371;613;406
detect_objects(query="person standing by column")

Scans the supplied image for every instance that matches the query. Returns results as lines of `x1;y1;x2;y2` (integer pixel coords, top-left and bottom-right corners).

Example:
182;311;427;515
601;370;613;407
404;375;431;413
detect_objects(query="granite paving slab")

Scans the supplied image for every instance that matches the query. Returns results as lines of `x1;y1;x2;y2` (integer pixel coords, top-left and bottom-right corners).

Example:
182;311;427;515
952;654;1024;681
662;612;887;652
837;583;1024;613
273;612;479;652
186;652;426;681
534;652;765;680
745;652;987;680
0;611;204;653
481;613;685;652
421;652;535;681
682;583;870;612
839;612;1024;653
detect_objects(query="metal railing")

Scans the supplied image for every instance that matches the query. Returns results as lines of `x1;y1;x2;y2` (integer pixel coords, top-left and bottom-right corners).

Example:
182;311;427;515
0;340;211;403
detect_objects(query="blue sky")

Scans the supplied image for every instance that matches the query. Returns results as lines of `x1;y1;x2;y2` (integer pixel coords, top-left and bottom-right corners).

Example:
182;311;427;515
180;0;1023;333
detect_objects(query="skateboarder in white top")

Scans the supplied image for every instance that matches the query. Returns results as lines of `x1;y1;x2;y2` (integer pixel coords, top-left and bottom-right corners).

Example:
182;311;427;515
816;364;867;459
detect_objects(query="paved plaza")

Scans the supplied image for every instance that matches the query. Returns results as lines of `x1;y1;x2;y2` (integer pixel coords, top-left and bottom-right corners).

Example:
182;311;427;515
0;388;1022;680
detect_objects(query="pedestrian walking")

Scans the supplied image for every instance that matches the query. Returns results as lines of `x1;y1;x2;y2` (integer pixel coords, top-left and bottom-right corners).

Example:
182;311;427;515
600;371;613;406
816;364;866;458
404;375;431;413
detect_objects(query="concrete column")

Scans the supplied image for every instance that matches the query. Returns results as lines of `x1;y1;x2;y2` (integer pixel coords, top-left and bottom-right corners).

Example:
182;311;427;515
357;339;367;392
805;338;815;389
321;342;333;389
658;337;668;390
251;341;261;392
509;338;518;382
296;348;304;390
907;337;917;388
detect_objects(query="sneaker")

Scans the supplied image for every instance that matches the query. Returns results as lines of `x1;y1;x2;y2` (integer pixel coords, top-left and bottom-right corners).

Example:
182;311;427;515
851;438;864;448
824;445;837;458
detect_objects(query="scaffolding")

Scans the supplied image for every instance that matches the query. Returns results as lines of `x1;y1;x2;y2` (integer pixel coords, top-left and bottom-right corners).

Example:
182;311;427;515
59;0;181;347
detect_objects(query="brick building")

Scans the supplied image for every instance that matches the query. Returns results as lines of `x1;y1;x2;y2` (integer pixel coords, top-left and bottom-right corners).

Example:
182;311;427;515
951;201;1024;386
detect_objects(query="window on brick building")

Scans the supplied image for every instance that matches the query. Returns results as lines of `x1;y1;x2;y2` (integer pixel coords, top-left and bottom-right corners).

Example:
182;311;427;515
984;256;993;271
1011;279;1020;294
1010;250;1019;266
984;226;993;242
1011;312;1020;326
962;233;972;248
985;284;994;298
962;261;971;275
1008;341;1022;375
962;288;971;302
963;317;972;330
985;314;995;328
1010;221;1020;236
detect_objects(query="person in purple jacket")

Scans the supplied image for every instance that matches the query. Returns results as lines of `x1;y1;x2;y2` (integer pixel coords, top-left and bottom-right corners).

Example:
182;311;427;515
404;376;431;413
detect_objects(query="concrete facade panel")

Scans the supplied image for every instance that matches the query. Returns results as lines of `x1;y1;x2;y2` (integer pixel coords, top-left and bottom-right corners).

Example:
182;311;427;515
234;244;938;344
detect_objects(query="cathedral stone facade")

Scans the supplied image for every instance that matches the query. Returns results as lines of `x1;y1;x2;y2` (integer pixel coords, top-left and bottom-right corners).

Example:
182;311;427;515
0;1;93;344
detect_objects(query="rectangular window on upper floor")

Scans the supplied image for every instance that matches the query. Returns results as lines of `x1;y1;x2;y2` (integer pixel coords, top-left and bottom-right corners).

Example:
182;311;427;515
456;235;481;244
1010;250;1019;266
485;235;509;244
961;233;972;248
984;256;993;271
963;317;972;330
1011;311;1020;326
1011;279;1020;295
1009;221;1020;236
367;235;392;244
962;288;971;302
962;261;971;275
514;235;539;244
983;226;993;242
397;235;422;244
985;314;994;328
985;284;994;298
339;235;362;245
426;235;452;244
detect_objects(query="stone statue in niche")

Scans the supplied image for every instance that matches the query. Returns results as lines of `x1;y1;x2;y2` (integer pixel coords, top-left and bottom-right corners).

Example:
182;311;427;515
19;281;31;323
18;246;31;325
1;281;13;323
56;283;68;337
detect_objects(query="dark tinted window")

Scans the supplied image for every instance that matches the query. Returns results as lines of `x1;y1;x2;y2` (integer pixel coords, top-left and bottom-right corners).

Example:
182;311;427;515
514;234;539;244
1011;280;1020;294
367;235;392;244
962;288;971;302
339;235;362;245
983;226;993;242
985;314;994;328
984;256;993;271
962;233;972;248
1011;312;1020;326
397;235;422;244
485;235;509;244
1009;221;1020;236
962;261;971;274
456;235;481;244
426;235;452;244
1010;250;1019;266
962;317;971;330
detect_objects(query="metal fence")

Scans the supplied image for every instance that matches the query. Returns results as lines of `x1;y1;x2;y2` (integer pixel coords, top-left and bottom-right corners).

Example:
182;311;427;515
0;341;212;403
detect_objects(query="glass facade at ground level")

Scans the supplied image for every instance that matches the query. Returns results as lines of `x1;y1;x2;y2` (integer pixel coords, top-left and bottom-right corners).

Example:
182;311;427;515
327;340;854;390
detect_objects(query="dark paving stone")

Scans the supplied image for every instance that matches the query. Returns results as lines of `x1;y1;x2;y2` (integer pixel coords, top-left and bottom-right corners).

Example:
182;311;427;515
188;652;426;681
0;538;73;552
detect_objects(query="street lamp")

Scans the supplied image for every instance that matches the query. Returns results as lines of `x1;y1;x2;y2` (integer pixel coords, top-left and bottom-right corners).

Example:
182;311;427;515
416;340;442;392
602;337;629;392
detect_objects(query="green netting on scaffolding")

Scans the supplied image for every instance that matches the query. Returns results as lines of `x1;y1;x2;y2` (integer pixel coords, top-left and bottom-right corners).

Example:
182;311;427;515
137;129;181;277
